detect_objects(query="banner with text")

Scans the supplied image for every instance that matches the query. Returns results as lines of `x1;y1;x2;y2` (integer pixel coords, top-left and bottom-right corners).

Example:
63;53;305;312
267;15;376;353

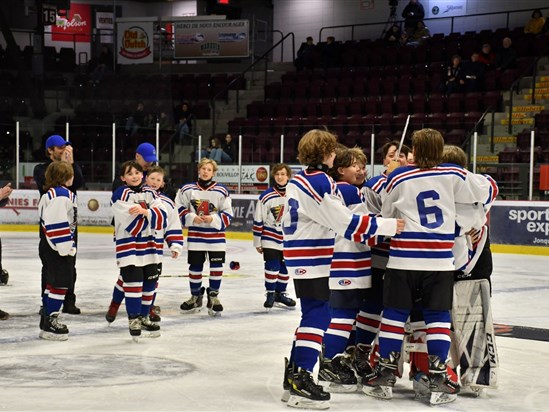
0;190;113;227
52;3;92;42
490;201;549;247
117;22;154;64
174;20;249;59
427;0;467;18
96;11;114;44
216;165;270;194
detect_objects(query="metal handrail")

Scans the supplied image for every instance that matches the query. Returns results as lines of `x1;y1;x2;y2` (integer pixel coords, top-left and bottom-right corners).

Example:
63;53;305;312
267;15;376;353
507;48;549;134
461;107;492;163
319;6;549;42
463;107;492;145
258;30;285;62
209;31;295;136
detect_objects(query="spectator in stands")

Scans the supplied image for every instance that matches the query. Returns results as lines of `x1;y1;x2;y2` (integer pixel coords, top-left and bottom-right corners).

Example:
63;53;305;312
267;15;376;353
221;133;237;163
384;24;402;44
409;20;430;45
173;102;194;143
524;9;545;35
543;11;549;33
478;43;496;69
495;37;517;71
158;111;172;130
144;111;171;131
322;36;340;68
444;54;464;94
462;52;485;92
295;36;315;71
90;45;113;84
402;0;425;35
125;102;146;137
399;31;410;47
202;134;235;164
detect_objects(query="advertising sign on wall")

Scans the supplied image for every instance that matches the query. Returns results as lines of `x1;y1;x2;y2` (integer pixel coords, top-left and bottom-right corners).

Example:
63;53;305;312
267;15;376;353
174;20;249;59
117;22;154;64
490;201;549;247
96;11;114;44
52;3;92;42
427;0;467;18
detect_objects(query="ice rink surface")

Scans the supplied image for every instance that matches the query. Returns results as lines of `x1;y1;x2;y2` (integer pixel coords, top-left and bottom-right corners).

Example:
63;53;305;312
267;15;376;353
0;231;548;411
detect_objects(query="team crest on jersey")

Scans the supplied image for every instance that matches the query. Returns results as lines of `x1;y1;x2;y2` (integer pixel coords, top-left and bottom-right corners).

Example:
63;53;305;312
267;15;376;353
294;268;307;275
191;199;217;216
270;204;285;223
338;279;352;286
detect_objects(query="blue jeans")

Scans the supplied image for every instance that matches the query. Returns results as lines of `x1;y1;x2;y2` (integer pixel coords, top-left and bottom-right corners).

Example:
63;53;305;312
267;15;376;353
209;148;232;163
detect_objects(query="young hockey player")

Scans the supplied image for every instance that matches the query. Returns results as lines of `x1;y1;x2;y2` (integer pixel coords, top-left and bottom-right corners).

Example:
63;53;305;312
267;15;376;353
318;147;376;393
176;158;233;317
111;161;167;340
281;130;405;410
253;163;296;310
105;166;183;324
362;129;498;405
38;161;77;341
442;145;499;393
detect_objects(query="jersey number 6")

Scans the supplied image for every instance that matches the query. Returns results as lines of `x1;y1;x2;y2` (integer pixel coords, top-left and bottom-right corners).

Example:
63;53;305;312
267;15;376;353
416;190;443;229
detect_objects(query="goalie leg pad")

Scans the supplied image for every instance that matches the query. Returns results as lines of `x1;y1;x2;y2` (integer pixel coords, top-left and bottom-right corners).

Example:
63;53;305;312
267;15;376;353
452;279;498;388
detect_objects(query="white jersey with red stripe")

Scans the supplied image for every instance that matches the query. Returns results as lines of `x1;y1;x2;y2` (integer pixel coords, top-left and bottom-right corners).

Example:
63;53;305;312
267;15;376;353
158;192;184;256
112;185;167;268
175;181;233;252
253;187;286;250
381;164;498;271
282;168;398;281
38;186;77;256
364;173;390;270
330;182;374;290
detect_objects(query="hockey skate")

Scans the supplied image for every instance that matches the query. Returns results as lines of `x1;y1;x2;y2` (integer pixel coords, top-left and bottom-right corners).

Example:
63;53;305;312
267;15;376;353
180;287;205;313
39;312;68;341
318;354;358;393
105;301;120;323
352;343;375;381
287;368;330;410
281;357;297;403
140;315;161;338
206;287;223;317
274;291;296;309
412;371;431;399
0;269;8;285
264;291;275;311
362;351;400;400
428;355;460;405
129;317;142;342
0;308;9;321
149;305;161;322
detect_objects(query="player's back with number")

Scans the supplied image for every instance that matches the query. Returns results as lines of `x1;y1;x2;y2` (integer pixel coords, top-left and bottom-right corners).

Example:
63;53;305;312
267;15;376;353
382;131;497;271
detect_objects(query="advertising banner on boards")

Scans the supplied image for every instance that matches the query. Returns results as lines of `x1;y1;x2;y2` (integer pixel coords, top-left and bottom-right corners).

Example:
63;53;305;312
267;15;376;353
490;201;549;246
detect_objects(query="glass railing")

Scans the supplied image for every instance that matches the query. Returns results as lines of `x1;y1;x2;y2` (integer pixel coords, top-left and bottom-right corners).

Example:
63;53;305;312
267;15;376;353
2;119;547;200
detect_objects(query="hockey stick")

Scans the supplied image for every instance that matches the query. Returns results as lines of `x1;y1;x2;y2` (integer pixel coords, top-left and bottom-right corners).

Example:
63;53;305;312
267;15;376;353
386;115;411;174
396;114;411;158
